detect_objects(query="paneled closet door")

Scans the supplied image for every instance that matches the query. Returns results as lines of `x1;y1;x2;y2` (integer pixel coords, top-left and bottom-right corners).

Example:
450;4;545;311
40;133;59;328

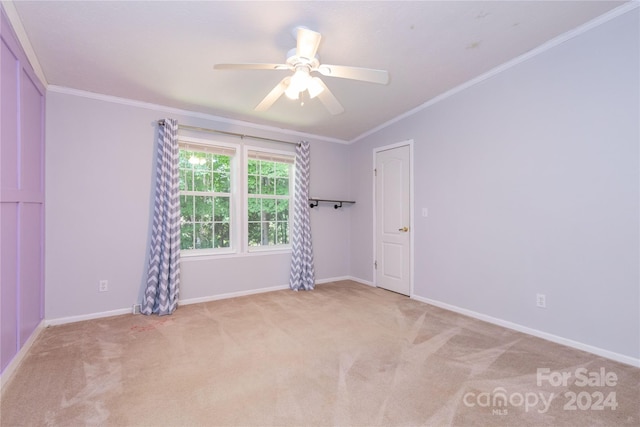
0;8;45;372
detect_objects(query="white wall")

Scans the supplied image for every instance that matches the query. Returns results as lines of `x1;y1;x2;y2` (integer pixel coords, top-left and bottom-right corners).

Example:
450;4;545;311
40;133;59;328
45;90;351;319
349;9;639;360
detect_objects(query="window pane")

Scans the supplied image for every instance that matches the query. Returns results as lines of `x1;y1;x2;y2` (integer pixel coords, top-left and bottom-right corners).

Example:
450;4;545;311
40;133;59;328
266;222;276;245
179;150;191;168
214;222;230;248
181;223;194;250
214;173;230;193
247;175;258;194
248;222;261;246
194;169;212;192
251;222;274;246
248;198;260;221
195;222;213;249
212;155;230;174
204;169;214;191
181;168;193;191
276;222;288;244
246;153;293;249
192;152;207;165
181;195;194;221
248;159;258;174
260;161;275;176
194;196;213;222
214;197;229;222
179;146;235;253
275;162;289;178
187;170;195;191
275;178;289;196
276;199;289;221
261;177;275;195
262;199;275;221
254;221;271;246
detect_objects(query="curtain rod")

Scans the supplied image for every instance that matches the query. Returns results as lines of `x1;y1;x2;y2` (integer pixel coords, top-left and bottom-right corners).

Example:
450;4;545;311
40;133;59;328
157;120;298;146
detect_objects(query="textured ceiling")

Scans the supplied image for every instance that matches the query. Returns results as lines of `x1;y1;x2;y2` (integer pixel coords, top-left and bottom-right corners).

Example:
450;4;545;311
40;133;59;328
11;1;627;142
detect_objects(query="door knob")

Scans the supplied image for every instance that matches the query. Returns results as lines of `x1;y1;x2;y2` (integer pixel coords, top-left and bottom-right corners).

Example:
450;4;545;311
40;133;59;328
398;226;409;232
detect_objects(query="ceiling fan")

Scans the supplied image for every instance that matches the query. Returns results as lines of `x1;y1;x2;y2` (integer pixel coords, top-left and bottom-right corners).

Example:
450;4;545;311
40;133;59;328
214;27;389;115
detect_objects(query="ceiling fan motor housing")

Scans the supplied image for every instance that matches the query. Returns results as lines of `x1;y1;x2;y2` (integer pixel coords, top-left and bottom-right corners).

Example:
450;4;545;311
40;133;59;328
286;48;320;69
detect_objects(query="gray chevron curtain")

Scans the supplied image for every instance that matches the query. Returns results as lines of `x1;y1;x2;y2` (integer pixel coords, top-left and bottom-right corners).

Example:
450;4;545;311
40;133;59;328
142;118;181;315
289;140;315;291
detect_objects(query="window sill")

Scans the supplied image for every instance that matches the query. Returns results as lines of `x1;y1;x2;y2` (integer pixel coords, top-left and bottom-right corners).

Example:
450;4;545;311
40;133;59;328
180;248;291;261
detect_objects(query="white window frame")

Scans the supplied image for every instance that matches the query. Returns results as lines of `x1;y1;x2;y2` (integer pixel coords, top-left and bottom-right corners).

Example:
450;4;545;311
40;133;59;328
178;137;239;257
178;137;296;258
243;146;295;253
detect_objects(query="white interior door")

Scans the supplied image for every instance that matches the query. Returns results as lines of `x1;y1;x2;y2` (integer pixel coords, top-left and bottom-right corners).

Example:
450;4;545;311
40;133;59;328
375;144;411;296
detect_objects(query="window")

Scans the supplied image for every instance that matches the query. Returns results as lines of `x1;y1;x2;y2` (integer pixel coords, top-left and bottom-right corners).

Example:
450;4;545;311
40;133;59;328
179;142;236;253
178;139;294;256
247;150;294;249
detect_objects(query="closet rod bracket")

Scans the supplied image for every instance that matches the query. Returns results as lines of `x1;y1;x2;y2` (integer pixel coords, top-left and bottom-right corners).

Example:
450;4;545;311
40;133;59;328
308;198;355;209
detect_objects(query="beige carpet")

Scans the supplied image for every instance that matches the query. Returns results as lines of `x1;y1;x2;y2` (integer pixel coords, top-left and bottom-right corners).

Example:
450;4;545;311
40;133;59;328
1;280;638;426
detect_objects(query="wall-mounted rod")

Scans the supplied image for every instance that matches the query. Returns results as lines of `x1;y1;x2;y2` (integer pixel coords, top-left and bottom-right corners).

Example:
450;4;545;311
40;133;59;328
309;198;356;209
157;120;298;146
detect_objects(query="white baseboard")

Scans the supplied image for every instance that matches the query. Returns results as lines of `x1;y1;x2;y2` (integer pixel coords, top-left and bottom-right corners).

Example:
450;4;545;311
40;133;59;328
44;278;357;326
45;307;132;326
316;276;376;287
344;276;375;287
411;295;640;368
316;276;345;285
180;284;290;305
46;285;292;325
182;275;376;303
181;276;375;304
1;320;45;394
181;276;372;303
315;275;351;285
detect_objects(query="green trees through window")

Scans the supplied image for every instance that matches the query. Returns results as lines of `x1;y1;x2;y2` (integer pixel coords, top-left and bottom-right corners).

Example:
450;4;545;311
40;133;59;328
247;158;291;247
178;142;294;254
179;149;231;250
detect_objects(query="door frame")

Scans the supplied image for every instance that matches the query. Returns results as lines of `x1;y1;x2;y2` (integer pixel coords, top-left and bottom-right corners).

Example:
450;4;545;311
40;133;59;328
372;140;415;297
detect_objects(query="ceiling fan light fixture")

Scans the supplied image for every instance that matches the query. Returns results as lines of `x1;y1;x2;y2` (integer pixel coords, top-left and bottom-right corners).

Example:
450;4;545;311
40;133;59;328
307;77;325;99
289;67;311;93
284;83;299;100
285;67;312;100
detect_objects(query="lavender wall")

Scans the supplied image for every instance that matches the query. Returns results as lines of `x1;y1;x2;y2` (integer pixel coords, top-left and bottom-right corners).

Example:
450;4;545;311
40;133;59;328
348;8;639;361
45;90;352;320
0;9;45;374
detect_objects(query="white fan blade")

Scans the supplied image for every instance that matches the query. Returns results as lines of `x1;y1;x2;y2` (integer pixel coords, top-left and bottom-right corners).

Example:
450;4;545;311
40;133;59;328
314;79;344;115
296;27;321;60
316;64;389;84
255;77;290;111
214;63;289;71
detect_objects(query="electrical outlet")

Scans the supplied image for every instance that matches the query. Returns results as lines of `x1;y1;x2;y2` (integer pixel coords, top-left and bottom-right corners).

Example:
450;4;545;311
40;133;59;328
536;293;546;308
132;304;141;315
99;280;109;292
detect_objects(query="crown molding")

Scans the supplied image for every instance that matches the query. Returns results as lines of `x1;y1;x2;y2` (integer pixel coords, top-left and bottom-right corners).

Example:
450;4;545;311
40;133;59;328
1;1;47;86
47;85;350;145
350;1;639;144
